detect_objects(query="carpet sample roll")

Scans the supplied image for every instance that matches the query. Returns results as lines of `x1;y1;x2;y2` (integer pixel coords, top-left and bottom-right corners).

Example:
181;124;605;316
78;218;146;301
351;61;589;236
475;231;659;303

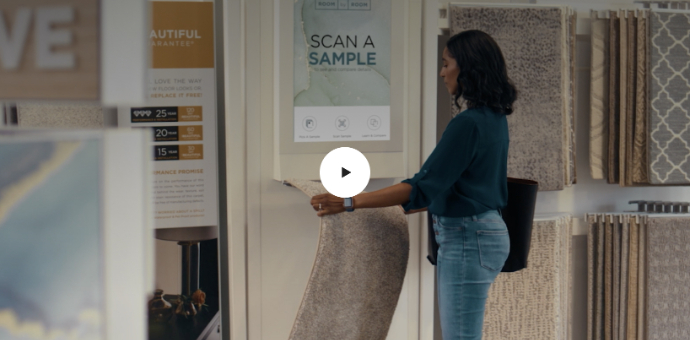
633;11;649;184
608;11;621;184
604;215;614;340
449;5;569;191
567;10;577;186
482;214;573;340
618;216;630;339
590;16;609;180
17;103;105;128
646;217;690;340
284;179;409;340
637;220;646;340
612;217;621;340
648;12;690;184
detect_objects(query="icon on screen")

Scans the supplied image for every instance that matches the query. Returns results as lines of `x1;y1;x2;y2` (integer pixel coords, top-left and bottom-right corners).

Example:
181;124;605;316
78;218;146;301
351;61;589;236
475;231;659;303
335;116;350;131
367;115;381;130
303;116;317;131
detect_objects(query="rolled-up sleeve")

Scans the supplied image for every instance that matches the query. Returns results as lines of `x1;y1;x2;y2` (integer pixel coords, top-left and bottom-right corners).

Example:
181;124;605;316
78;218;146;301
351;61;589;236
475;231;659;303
401;116;479;211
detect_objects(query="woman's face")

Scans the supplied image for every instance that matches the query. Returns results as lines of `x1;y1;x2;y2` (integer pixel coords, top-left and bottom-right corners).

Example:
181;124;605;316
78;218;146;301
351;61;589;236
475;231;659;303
440;47;460;95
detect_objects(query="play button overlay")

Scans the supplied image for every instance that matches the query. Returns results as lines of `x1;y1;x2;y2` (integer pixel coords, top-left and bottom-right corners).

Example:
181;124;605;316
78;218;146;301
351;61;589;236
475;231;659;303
320;147;370;198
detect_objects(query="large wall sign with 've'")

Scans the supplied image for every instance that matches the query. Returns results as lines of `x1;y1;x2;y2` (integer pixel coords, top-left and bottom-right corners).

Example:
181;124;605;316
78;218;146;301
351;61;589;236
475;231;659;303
293;0;391;142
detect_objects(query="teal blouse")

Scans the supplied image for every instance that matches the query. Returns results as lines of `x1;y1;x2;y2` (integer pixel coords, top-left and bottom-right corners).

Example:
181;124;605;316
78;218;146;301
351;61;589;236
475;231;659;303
402;106;509;217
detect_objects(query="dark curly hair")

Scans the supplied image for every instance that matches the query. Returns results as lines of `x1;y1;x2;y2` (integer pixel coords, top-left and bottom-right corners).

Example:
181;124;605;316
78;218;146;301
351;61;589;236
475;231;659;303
446;30;517;115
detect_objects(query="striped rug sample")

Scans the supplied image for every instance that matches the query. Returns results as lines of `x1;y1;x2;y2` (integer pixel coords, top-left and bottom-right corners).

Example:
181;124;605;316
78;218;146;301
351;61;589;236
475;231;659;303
284;179;409;340
590;17;609;180
483;214;572;340
646;217;690;340
449;5;571;191
608;11;621;184
633;11;649;184
649;12;690;184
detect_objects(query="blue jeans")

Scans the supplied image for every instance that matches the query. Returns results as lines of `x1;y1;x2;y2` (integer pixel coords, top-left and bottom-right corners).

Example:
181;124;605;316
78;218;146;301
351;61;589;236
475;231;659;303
433;210;510;340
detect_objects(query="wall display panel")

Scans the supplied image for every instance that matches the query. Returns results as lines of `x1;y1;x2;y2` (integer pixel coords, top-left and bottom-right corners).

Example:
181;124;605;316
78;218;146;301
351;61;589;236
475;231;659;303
275;0;407;180
118;1;219;230
0;129;152;340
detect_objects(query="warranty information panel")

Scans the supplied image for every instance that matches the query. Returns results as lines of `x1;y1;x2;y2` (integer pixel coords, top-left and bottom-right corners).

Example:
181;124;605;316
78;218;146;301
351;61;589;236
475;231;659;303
118;2;218;229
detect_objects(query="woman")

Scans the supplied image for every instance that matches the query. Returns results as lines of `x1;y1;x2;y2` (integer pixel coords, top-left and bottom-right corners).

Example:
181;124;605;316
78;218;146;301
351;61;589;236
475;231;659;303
311;30;517;340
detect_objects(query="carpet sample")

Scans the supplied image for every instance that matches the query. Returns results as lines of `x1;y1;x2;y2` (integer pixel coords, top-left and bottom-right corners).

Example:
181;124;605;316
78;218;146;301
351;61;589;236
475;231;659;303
590;17;610;180
449;5;568;191
646;217;690;340
618;13;628;187
587;216;597;340
284;179;409;340
604;215;614;340
649;12;690;184
618;216;630;339
612;217;621;340
482;214;572;340
594;216;606;340
17;103;105;128
568;11;577;186
608;11;621;184
626;217;639;340
633;11;649;184
624;14;637;187
637;219;646;340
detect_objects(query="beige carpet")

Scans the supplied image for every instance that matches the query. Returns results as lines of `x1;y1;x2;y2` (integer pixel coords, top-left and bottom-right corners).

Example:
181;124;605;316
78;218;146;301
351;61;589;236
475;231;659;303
17;103;105;128
483;214;572;340
284;179;409;340
646;217;690;340
449;5;570;191
590;16;609;180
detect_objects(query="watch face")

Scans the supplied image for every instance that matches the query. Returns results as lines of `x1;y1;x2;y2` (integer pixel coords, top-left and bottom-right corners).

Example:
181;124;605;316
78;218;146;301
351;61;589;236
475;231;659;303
344;197;352;207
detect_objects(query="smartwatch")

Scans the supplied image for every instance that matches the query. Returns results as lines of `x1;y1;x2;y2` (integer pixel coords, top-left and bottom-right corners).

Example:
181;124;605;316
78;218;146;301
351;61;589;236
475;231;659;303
344;197;355;212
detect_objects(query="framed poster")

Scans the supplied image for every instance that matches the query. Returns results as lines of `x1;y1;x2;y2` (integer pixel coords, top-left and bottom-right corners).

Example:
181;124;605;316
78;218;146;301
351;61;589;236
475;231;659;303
118;1;219;230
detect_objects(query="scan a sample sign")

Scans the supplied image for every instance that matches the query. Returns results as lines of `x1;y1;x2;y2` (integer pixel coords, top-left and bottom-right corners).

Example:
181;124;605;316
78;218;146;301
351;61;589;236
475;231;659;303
118;1;218;229
294;0;391;142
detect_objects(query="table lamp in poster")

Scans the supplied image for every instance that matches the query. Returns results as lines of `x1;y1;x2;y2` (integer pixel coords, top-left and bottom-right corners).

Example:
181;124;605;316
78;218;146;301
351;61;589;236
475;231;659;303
118;1;218;231
294;0;391;142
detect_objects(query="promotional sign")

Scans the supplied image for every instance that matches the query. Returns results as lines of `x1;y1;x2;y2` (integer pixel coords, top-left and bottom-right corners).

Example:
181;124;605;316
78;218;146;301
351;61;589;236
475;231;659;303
293;0;391;142
0;0;99;100
118;1;218;230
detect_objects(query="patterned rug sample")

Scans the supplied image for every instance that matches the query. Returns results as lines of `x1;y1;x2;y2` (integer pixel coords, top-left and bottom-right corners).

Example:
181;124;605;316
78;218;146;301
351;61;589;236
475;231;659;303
17;103;105;128
284;179;409;340
590;17;609;180
449;5;570;191
649;12;690;184
633;11;649;184
608;11;621;184
646;217;690;340
482;214;572;340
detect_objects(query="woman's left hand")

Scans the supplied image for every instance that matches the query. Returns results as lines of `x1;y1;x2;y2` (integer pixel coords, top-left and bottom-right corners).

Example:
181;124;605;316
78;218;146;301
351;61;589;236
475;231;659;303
311;193;346;217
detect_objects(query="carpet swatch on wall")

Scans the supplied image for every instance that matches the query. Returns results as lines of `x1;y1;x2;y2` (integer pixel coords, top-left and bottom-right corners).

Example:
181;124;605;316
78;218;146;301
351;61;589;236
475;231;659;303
449;5;568;191
626;218;639;340
648;12;690;184
482;214;572;340
637;220;646;340
604;215;614;340
17;103;104;128
612;217;621;340
633;11;649;184
567;10;577;186
618;13;629;187
618;216;630;339
646;217;690;340
284;179;409;340
590;17;609;180
608;11;621;184
587;215;607;340
624;14;637;187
